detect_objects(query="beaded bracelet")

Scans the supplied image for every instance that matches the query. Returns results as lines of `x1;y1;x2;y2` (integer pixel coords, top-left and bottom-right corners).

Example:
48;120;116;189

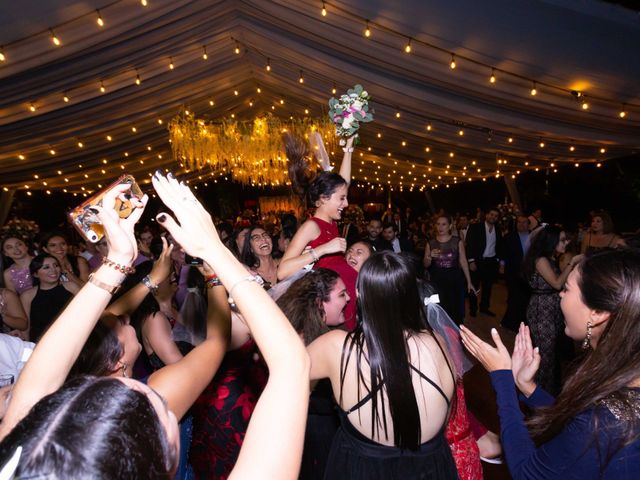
309;248;319;263
205;274;222;288
342;147;354;153
227;275;264;305
102;257;136;274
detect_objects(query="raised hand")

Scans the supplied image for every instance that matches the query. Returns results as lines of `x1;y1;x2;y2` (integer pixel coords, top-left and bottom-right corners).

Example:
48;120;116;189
151;172;221;260
460;326;511;372
511;323;540;397
148;236;175;285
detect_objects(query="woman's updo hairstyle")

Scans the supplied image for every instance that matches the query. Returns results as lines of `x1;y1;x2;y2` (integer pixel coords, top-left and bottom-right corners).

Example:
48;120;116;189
284;132;346;206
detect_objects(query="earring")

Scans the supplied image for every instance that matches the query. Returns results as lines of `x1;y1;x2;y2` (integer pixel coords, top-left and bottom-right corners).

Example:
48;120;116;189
582;321;592;350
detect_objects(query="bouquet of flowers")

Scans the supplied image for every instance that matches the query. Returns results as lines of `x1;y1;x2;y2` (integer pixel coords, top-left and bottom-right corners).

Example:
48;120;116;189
328;84;373;144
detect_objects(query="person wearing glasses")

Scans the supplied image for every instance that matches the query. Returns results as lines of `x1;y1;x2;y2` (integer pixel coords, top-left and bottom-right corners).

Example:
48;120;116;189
242;225;280;288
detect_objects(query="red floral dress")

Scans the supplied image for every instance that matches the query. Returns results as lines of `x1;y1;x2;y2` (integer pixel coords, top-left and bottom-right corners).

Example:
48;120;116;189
189;339;268;479
445;380;483;480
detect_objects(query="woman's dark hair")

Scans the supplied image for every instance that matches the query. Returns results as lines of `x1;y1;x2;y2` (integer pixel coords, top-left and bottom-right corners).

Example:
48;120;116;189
528;249;640;457
179;266;207;344
116;261;160;339
40;230;80;276
284;132;347;206
522;225;563;280
0;376;177;477
225;227;250;260
1;234;30;269
591;210;614;235
276;269;339;345
70;315;123;377
241;225;271;269
280;213;298;241
29;253;58;286
341;251;454;449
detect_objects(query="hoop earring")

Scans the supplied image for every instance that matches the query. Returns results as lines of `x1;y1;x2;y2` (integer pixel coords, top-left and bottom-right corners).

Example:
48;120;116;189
582;321;592;350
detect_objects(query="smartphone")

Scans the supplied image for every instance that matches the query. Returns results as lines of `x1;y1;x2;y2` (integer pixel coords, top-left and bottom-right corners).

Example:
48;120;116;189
68;175;143;243
185;254;203;265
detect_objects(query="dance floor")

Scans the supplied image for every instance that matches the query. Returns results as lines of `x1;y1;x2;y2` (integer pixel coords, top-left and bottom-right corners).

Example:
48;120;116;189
463;280;514;480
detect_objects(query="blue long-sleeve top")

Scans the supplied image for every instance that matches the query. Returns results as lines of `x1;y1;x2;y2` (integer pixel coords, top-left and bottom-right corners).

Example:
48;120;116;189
489;370;640;479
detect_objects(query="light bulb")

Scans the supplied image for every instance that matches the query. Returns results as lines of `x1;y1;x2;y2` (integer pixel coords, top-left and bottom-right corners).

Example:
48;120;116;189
450;55;456;69
569;145;575;152
51;29;61;46
395;111;400;118
404;39;411;53
141;0;148;6
266;59;271;71
96;11;104;27
619;109;626;118
0;49;5;62
490;68;496;83
169;58;174;69
600;148;606;154
332;85;337;94
135;74;141;85
257;86;261;93
209;99;214;106
582;101;589;110
29;103;36;112
321;2;327;16
364;20;371;37
100;81;105;93
530;82;537;96
234;42;240;54
63;95;69;103
508;137;513;143
299;71;304;83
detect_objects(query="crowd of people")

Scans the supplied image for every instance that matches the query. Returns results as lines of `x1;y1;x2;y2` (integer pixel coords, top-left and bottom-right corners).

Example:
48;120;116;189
0;135;638;479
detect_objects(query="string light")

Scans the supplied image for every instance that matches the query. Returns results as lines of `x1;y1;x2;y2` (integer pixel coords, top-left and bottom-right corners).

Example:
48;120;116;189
569;145;575;152
169;57;174;70
63;94;69;103
539;140;545;148
18;154;25;160
426;123;432;131
458;129;464;136
321;1;327;16
50;29;61;46
581;99;589;110
96;10;104;27
508;137;513;143
299;70;304;83
266;58;271;72
395;111;401;118
619;104;627;118
99;81;106;93
106;135;112;141
530;82;537;96
600;147;606;154
202;46;208;60
234;41;241;55
135;72;141;85
364;20;371;38
489;68;496;83
331;84;337;95
0;48;5;62
29;103;36;112
404;38;412;54
209;99;214;106
256;85;262;93
450;54;456;69
77;142;83;148
141;0;148;6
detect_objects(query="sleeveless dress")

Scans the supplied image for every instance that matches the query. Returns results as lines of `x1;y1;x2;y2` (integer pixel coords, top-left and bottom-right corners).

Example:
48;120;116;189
189;339;268;479
527;264;562;395
323;364;459;480
29;284;73;342
584;233;616;255
7;264;32;295
428;237;465;324
308;217;358;331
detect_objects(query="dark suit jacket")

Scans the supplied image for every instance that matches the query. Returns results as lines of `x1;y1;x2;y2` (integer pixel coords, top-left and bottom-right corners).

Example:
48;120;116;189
502;231;527;279
465;222;504;262
363;236;393;252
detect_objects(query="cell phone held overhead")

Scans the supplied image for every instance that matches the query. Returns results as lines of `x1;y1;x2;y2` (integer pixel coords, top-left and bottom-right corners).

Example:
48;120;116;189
68;175;143;243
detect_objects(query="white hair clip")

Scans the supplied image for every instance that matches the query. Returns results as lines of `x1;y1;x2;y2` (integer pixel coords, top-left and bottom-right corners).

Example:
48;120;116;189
424;294;440;305
0;446;22;480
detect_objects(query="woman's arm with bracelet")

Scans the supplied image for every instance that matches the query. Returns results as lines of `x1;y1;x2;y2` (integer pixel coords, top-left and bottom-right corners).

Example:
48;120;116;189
0;185;146;440
338;136;354;184
152;173;310;480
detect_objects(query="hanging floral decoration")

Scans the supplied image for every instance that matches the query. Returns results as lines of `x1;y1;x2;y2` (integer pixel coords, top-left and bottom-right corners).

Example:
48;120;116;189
169;112;337;186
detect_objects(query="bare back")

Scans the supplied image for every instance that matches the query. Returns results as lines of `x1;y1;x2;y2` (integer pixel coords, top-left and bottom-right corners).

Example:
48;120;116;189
328;330;455;446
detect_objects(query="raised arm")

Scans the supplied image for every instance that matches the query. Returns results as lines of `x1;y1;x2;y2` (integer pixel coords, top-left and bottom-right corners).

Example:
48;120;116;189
535;255;582;291
152;172;310;480
0;185;146;440
338;136;355;185
148;262;230;420
276;220;320;280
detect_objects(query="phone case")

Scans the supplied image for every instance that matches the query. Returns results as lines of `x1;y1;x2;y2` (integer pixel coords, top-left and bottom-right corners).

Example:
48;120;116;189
68;174;143;243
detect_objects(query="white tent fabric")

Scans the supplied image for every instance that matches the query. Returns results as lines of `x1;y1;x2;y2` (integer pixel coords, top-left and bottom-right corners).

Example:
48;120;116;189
0;0;638;193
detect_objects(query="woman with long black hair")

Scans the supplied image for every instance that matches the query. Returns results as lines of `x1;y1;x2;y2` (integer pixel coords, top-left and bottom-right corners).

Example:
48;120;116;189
307;251;458;478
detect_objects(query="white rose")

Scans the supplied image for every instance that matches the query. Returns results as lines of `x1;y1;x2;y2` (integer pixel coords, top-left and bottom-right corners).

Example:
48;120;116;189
342;116;353;129
352;100;363;110
361;90;368;97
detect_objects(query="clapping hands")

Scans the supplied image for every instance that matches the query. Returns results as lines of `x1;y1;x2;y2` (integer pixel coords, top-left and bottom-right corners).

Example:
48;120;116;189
511;323;540;397
460;326;512;371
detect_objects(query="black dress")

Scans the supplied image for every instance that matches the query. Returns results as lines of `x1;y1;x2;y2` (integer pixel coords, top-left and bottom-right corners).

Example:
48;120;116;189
323;365;459;480
428;237;465;325
29;284;73;342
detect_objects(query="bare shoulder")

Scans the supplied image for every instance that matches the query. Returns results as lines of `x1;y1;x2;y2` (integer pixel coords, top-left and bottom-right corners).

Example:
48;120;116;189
63;282;80;294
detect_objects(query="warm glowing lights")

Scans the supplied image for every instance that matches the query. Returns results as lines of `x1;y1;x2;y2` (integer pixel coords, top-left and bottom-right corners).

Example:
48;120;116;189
158;118;163;124
299;70;304;83
619;105;627;118
209;99;214;106
450;55;456;69
169;57;174;70
266;58;271;72
331;84;337;95
364;20;371;37
141;0;148;6
530;82;537;96
234;42;240;55
18;154;25;160
395;111;401;118
0;49;5;62
280;99;284;104
569;145;575;152
106;135;112;141
321;2;327;16
131;126;137;133
404;39;412;54
49;149;56;155
100;81;106;93
202;46;208;60
600;147;606;154
29;103;36;112
77;142;83;148
96;10;104;27
234;90;239;96
597;163;602;168
490;68;496;83
539;141;545;148
508;137;513;143
50;29;61;46
426;123;432;131
581;100;589;110
63;94;69;103
256;86;262;93
135;73;141;85
458;129;464;136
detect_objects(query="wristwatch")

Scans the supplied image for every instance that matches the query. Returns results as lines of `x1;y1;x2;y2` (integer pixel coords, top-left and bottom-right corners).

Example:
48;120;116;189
141;275;159;295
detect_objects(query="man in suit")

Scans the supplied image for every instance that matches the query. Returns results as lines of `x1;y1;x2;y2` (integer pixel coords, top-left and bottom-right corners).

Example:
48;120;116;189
363;219;392;251
500;215;530;331
382;222;414;253
465;208;503;317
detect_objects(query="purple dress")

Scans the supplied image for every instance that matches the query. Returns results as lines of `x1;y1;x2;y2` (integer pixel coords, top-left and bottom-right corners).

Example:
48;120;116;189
7;264;32;295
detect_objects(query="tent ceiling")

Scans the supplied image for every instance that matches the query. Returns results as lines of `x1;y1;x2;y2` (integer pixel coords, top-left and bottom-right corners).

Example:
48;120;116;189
0;0;638;194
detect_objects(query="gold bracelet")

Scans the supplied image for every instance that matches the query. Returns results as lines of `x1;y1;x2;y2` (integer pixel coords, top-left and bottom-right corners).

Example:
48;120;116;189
102;257;136;274
88;273;120;295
